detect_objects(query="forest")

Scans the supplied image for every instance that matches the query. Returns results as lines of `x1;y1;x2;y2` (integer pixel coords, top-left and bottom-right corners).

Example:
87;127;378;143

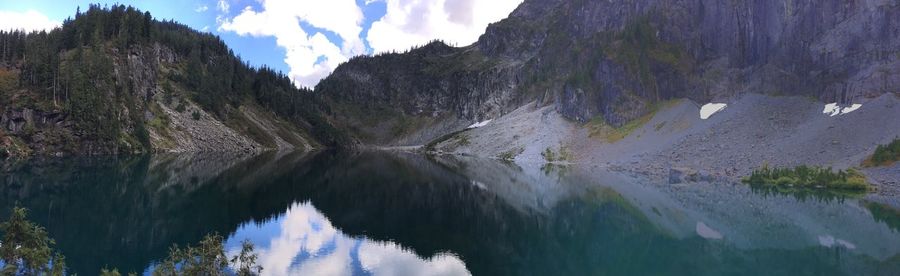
0;4;348;154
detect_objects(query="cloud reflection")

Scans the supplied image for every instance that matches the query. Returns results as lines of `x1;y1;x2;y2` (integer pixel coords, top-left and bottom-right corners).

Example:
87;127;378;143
227;202;471;276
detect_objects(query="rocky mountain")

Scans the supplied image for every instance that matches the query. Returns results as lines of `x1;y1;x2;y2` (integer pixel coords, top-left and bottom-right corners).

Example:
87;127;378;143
2;1;897;157
317;0;900;146
0;5;347;158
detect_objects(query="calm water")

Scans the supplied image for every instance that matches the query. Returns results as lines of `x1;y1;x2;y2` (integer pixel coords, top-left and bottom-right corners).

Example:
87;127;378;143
1;151;899;275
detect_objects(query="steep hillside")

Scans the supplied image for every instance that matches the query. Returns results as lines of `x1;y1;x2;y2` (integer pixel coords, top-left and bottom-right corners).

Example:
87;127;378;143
317;0;900;146
0;5;347;158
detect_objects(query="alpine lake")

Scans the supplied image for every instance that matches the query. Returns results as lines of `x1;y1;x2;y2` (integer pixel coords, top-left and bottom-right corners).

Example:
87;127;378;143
1;151;899;275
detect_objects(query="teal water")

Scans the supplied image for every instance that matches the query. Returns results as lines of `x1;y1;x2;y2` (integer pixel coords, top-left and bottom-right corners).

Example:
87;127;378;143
1;151;899;275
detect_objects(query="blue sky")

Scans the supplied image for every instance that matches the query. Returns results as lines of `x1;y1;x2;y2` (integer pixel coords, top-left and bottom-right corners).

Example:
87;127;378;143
0;0;523;88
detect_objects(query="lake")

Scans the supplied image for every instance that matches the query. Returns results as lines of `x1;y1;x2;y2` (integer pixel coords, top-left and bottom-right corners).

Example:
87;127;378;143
1;151;899;275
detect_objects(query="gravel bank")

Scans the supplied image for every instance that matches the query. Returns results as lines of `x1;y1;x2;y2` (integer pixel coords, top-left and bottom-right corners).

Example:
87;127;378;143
433;93;900;205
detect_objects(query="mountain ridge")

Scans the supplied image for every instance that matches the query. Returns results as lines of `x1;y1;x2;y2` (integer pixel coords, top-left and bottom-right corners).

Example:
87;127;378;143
2;0;899;157
317;0;900;146
0;4;350;158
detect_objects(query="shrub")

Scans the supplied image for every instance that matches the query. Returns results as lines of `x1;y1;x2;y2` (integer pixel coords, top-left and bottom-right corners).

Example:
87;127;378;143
153;234;229;275
542;147;557;162
742;164;871;192
497;147;523;161
0;206;66;275
232;240;262;276
865;138;900;167
153;234;261;276
191;110;202;120
542;145;572;163
456;134;471;146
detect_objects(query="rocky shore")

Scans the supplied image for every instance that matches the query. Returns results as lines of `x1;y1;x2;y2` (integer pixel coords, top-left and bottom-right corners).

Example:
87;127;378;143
428;93;900;208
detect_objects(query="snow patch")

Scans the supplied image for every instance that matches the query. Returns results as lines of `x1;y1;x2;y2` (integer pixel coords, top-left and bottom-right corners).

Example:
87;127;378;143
823;103;862;116
818;235;856;250
699;103;727;120
470;180;487;190
467;119;492;129
696;221;723;240
841;104;862;114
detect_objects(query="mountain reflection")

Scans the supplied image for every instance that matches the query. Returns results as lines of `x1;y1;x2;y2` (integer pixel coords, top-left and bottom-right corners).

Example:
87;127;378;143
0;151;898;275
226;202;469;276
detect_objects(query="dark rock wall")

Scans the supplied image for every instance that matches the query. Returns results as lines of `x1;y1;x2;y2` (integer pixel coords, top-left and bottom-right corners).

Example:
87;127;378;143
318;0;899;144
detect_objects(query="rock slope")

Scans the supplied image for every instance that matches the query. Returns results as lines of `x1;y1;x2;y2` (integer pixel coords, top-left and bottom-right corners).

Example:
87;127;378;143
0;5;328;158
318;0;900;146
432;93;900;205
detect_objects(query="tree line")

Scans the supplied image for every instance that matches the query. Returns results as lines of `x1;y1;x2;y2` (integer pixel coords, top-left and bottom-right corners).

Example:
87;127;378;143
0;4;350;149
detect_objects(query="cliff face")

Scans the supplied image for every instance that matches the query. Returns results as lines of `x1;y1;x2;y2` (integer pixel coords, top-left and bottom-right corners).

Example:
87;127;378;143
0;5;341;158
0;43;316;157
318;0;900;145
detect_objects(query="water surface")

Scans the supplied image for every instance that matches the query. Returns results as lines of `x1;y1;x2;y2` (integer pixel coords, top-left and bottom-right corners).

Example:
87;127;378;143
1;151;899;275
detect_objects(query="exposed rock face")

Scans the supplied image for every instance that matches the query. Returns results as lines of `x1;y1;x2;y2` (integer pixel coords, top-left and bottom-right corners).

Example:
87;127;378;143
318;0;900;145
0;43;316;158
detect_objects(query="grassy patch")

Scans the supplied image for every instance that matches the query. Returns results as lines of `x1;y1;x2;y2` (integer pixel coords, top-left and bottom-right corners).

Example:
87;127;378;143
424;129;466;152
456;133;471;146
497;147;524;161
742;164;871;193
605;17;693;89
0;135;33;158
863;138;900;167
225;112;277;148
586;100;677;142
147;102;172;139
542;145;572;163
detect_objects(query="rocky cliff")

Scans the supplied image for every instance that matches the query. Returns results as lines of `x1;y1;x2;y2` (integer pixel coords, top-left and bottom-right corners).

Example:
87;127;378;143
318;0;900;146
0;5;338;158
1;43;317;158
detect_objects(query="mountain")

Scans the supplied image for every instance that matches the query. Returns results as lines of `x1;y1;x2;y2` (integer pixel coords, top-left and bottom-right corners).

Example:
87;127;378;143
2;1;898;158
0;4;348;158
316;0;899;146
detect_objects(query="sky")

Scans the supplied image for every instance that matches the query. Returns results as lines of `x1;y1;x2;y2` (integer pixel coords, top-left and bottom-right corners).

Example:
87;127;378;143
0;0;523;88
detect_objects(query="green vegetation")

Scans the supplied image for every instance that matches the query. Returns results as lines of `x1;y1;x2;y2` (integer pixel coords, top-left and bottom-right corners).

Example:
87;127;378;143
497;147;524;161
542;145;572;163
742;164;871;192
604;17;693;96
456;134;471;146
0;69;16;108
153;234;261;276
864;201;900;232
0;206;66;275
423;128;466;152
0;206;263;275
587;100;677;142
0;4;351;152
864;138;900;167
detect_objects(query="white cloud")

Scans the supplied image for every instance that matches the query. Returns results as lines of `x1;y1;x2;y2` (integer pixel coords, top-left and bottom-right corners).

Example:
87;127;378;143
219;0;523;87
366;0;523;54
219;0;365;87
0;10;61;33
217;0;230;13
227;202;470;276
195;5;209;13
